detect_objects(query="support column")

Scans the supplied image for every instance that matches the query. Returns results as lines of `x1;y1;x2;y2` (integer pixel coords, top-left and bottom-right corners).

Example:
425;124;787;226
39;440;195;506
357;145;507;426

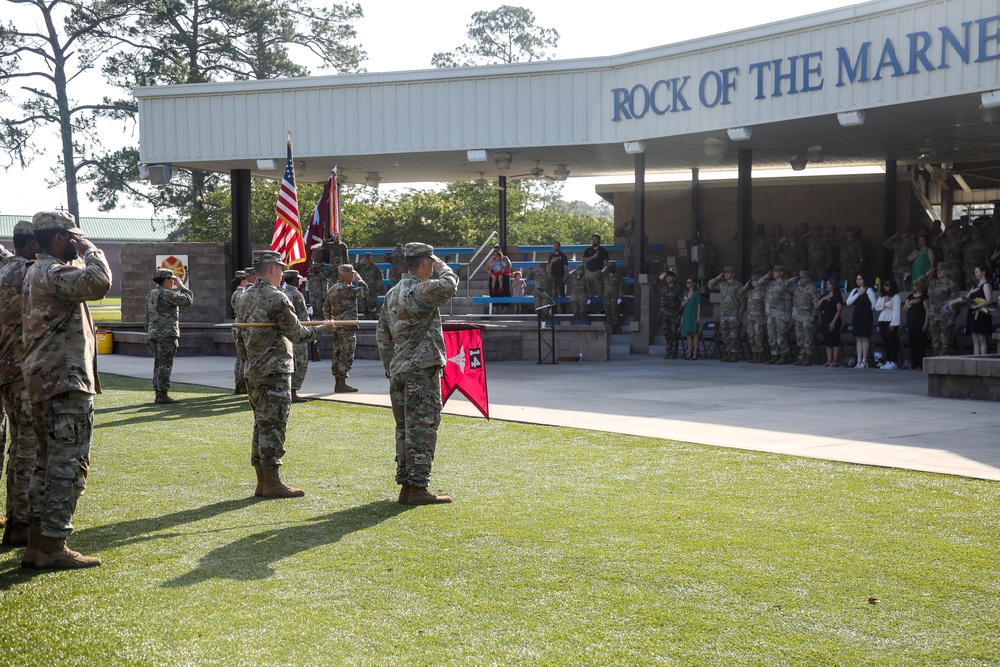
691;167;701;244
883;159;898;278
737;149;753;281
231;169;252;276
498;175;508;251
632;151;649;354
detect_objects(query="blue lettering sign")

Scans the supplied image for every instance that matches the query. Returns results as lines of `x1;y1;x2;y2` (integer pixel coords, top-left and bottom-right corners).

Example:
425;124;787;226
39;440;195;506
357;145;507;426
906;31;936;73
650;79;672;115
629;84;650;119
873;38;904;80
748;61;770;99
801;52;823;92
938;22;972;68
975;15;1000;62
670;76;692;112
611;88;631;121
836;43;871;87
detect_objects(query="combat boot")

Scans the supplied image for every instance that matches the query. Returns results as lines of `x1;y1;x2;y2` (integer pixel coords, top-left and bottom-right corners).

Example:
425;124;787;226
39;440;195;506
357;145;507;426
334;377;358;393
398;484;412;504
33;535;101;569
260;467;305;499
403;486;452;505
792;356;804;366
154;391;179;404
801;355;813;366
775;354;789;365
766;355;778;364
20;525;42;568
2;520;30;547
728;352;739;362
254;464;264;498
291;390;308;403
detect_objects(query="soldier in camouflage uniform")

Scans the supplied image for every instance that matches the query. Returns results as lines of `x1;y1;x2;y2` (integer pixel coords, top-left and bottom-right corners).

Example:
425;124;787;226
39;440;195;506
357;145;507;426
144;268;194;404
356;252;384;320
790;270;821;365
708;267;743;362
281;271;311;403
750;223;773;275
20;211;111;569
603;261;625;330
782;235;806;277
0;221;40;547
763;265;795;364
937;223;965;289
802;224;832;281
384;244;408;286
651;269;683;359
565;265;590;319
527;262;557;318
615;219;648;277
962;229;989;290
837;229;865;279
376;242;458;505
739;274;767;362
913;262;961;357
306;254;329;316
243;251;333;499
231;270;249;394
324;264;368;393
883;231;914;290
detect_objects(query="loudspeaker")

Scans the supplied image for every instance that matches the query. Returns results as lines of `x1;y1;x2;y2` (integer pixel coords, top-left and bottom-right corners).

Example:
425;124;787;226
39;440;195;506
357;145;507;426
141;164;171;185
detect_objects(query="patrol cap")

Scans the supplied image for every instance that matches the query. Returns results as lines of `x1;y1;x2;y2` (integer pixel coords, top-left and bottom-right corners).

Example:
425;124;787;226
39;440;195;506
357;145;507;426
153;268;175;281
252;250;287;269
935;261;950;271
244;267;255;277
799;270;810;278
32;210;84;235
282;270;300;282
363;252;373;258
338;263;355;274
404;242;433;259
663;269;676;277
13;220;33;236
772;264;785;273
233;270;246;280
724;266;736;273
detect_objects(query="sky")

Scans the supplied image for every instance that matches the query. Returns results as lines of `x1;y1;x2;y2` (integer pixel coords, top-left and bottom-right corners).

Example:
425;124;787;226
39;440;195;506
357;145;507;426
1;0;863;218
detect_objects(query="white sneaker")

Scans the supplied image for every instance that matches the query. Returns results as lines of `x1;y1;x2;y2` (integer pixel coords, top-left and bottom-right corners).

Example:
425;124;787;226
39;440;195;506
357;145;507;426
882;362;897;370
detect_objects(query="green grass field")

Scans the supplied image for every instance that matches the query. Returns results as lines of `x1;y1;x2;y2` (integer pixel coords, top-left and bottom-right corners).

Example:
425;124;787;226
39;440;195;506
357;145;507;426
91;296;122;323
1;374;998;666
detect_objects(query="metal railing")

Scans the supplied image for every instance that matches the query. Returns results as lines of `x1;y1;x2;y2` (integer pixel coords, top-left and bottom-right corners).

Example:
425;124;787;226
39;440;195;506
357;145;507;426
465;230;500;300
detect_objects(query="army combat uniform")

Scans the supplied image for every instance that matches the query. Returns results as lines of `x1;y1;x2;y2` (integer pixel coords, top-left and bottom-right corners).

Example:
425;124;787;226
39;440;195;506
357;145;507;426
763;268;795;363
376;243;458;503
565;268;590;319
739;278;767;362
324;265;368;392
356;256;385;320
21;211;112;568
603;265;624;329
651;274;683;358
527;266;557;318
791;274;820;364
144;269;194;402
281;273;311;397
708;270;743;361
913;266;961;357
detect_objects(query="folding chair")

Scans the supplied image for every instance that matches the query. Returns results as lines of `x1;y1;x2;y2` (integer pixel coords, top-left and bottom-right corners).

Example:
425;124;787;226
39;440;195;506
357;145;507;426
700;321;720;358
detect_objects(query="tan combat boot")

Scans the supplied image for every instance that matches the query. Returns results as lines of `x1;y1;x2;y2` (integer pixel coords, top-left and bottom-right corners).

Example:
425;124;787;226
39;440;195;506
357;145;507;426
2;520;30;547
334;377;358;393
254;464;264;498
398;484;412;504
291;390;308;403
801;355;813;366
155;391;179;404
34;535;102;569
260;467;305;498
20;525;42;569
775;354;789;365
404;486;452;505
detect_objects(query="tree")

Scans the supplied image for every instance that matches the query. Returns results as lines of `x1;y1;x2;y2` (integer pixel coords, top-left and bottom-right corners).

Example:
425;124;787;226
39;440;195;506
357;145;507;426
86;0;366;224
0;0;137;221
431;5;559;68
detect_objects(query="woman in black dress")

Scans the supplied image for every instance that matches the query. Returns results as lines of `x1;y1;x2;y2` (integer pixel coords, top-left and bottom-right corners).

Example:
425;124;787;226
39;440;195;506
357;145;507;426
846;274;876;368
965;265;994;355
904;287;929;370
816;277;844;367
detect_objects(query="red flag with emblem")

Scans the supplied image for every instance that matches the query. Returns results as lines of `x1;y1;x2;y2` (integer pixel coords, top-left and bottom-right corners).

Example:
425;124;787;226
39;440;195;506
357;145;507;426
441;323;489;419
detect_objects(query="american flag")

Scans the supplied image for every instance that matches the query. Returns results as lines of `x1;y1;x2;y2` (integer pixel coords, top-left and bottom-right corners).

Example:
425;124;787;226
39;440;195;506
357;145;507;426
270;140;306;267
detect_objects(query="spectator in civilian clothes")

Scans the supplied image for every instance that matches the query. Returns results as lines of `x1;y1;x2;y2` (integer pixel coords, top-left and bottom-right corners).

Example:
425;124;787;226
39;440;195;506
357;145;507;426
875;276;901;369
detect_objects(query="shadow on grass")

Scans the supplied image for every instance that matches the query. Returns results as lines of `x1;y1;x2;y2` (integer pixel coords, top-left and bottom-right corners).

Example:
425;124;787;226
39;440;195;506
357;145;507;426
0;497;262;588
95;392;249;428
163;500;410;586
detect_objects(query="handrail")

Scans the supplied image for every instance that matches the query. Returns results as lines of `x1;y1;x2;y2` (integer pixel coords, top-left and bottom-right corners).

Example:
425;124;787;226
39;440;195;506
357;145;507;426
466;230;500;299
910;169;939;224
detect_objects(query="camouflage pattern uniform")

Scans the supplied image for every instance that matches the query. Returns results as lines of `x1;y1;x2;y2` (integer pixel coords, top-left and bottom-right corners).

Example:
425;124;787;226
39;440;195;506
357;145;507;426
615;220;648;276
282;278;310;393
938;230;965;290
143;272;194;395
883;233;914;290
306;257;329;315
913;267;961;357
708;272;743;359
803;230;832;280
231;273;249;394
764;269;795;360
323;267;368;382
651;274;683;358
565;268;590;319
962;233;989;290
781;239;806;277
243;256;327;470
791;275;821;362
376;244;458;491
0;243;39;529
603;265;624;328
838;236;865;279
356;256;385;320
739;278;767;361
750;228;773;275
527;266;558;316
385;247;408;286
22;212;112;540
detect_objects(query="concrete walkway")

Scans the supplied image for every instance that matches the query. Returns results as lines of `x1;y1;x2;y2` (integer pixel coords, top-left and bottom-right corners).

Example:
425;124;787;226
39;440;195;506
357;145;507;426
97;353;1000;482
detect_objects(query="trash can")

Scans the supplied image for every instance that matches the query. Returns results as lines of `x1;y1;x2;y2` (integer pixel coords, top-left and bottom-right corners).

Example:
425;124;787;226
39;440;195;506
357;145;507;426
96;330;113;355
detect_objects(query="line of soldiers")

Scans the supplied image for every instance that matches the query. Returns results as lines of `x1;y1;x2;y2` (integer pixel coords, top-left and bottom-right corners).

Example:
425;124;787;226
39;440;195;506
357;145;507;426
526;260;625;329
750;223;866;282
884;217;1000;291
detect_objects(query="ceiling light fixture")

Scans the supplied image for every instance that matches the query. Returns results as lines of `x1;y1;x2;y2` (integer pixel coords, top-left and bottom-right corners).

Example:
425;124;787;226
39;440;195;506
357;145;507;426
365;172;382;187
981;90;1000;109
789;155;808;171
467;149;489;162
726;127;753;141
256;159;277;170
623;141;647;155
703;137;726;158
837;110;866;127
553;165;570;180
807;145;824;162
494;152;512;170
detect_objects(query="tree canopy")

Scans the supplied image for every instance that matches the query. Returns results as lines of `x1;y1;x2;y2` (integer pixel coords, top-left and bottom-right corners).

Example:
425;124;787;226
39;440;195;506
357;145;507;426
432;5;559;68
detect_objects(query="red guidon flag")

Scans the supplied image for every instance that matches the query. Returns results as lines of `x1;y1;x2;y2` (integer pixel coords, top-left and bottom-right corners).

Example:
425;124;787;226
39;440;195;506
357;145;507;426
441;323;489;419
